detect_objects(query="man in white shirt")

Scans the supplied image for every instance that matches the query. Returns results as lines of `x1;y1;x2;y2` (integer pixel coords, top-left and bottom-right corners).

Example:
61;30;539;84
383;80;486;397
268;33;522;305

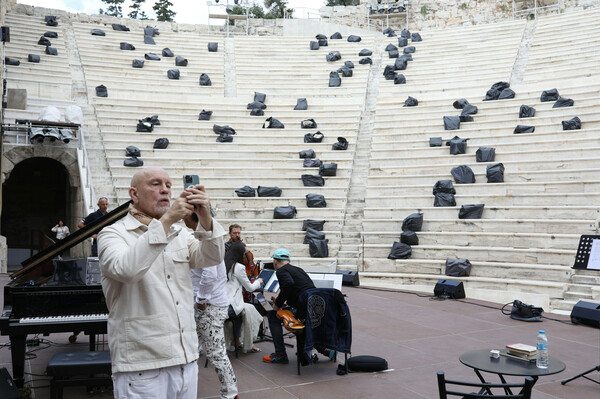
191;261;239;399
99;167;225;399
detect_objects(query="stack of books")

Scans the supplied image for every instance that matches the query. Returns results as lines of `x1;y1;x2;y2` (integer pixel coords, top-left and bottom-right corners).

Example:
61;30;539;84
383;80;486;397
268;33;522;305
503;343;537;362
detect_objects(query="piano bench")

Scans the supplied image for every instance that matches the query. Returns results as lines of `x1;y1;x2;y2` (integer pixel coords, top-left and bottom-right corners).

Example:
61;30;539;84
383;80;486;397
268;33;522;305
46;351;111;399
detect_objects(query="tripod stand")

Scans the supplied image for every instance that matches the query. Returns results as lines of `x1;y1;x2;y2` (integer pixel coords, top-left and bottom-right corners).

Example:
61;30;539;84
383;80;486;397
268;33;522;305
561;365;600;385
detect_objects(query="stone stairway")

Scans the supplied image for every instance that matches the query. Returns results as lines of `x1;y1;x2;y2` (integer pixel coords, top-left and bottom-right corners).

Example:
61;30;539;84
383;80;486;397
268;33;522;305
553;270;600;314
223;37;237;98
64;20;118;208
336;37;383;272
510;19;536;85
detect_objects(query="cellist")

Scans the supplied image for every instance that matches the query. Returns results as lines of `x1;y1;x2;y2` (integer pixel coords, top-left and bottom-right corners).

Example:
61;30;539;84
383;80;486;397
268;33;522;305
262;248;336;365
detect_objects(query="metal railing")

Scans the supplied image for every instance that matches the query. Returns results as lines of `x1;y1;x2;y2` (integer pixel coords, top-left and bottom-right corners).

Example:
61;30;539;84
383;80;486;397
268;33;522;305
513;0;561;19
367;0;410;31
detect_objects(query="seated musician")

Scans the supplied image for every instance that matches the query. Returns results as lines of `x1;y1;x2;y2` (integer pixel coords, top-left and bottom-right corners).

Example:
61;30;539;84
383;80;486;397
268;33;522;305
225;242;263;353
262;248;335;364
224;223;259;302
224;223;243;253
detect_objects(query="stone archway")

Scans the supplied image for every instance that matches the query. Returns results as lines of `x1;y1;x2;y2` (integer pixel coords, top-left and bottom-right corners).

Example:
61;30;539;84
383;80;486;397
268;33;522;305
1;146;82;269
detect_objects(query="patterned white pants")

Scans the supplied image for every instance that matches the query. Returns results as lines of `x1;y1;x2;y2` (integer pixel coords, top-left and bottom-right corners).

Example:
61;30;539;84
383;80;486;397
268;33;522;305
195;304;238;399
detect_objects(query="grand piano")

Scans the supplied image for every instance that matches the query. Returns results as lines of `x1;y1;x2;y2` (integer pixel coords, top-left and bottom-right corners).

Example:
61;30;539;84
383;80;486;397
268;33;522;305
0;201;131;387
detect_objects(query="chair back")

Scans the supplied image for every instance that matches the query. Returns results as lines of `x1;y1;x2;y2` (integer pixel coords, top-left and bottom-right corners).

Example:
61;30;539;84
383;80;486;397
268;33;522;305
298;287;351;355
436;371;534;399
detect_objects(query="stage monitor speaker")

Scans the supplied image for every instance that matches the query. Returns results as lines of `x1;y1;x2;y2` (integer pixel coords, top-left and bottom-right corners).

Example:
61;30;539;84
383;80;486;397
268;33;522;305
336;270;360;286
570;300;600;328
0;368;20;399
0;26;10;43
434;279;465;299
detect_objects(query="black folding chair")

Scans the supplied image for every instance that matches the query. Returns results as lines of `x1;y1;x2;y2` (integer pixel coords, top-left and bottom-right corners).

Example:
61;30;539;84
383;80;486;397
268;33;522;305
437;371;534;398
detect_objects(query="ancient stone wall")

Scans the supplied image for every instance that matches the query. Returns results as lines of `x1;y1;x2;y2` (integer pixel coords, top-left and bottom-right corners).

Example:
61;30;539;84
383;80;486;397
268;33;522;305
321;0;600;32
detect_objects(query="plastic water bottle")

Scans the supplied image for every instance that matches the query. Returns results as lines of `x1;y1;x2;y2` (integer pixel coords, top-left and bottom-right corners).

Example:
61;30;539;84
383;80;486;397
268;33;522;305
536;330;549;369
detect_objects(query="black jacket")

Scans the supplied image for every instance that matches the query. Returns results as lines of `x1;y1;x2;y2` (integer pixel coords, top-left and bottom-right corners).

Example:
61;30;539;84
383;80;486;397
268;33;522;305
275;263;315;309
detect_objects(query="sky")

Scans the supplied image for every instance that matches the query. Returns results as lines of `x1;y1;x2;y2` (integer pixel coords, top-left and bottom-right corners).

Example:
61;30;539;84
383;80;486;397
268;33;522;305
17;0;327;23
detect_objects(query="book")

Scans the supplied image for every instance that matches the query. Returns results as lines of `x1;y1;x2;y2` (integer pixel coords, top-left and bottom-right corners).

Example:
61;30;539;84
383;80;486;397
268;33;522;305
500;351;536;363
505;343;537;356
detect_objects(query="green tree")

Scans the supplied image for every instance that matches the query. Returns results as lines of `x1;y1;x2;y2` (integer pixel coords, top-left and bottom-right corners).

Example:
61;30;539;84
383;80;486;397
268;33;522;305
101;0;125;17
264;0;292;18
326;0;359;5
129;0;148;19
153;0;176;22
229;4;266;19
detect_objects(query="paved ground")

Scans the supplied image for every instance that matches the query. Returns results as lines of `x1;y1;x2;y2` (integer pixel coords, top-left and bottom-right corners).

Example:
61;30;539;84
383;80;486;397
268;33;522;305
1;273;599;398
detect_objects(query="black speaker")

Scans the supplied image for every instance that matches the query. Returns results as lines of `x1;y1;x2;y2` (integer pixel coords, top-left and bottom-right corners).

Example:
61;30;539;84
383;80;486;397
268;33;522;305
0;26;9;42
0;368;20;399
570;300;600;328
434;279;465;299
336;270;360;286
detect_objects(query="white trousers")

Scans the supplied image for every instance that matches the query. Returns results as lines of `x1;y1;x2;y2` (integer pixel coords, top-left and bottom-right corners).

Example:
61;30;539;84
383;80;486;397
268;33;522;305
112;361;198;399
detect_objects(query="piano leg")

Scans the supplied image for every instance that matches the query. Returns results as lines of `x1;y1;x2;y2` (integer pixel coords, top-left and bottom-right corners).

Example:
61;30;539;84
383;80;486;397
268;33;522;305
10;334;26;388
89;333;96;351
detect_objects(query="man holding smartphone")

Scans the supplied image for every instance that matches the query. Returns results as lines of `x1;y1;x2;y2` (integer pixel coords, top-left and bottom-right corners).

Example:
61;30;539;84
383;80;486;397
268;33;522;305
98;167;225;399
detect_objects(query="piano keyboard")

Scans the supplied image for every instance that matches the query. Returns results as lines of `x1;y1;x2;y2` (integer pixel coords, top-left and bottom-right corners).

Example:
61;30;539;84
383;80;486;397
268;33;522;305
19;314;108;324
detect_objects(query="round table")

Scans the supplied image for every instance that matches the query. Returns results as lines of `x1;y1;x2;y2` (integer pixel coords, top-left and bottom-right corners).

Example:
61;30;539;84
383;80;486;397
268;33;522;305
460;349;566;393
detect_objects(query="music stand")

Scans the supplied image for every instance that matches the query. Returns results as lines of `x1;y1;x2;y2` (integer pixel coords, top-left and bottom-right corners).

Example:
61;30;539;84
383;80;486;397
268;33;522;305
572;235;600;269
561;236;600;385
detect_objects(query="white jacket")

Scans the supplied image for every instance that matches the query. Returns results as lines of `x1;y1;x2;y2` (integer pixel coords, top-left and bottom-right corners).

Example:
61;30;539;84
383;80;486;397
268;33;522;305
225;262;261;315
98;214;225;373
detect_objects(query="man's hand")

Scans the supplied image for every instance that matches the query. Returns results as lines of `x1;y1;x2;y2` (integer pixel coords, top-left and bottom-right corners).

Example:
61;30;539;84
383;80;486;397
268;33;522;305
183;185;213;231
160;192;194;233
271;295;280;311
195;302;207;311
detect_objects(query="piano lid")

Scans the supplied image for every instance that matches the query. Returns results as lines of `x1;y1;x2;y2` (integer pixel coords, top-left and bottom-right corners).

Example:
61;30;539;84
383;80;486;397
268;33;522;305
11;200;132;280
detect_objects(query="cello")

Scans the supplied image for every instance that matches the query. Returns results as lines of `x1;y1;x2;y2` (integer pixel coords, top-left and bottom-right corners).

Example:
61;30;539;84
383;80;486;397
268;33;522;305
276;309;305;333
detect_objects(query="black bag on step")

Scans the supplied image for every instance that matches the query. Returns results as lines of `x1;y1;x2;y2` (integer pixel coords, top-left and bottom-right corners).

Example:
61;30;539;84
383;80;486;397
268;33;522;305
257;186;282;197
486;163;505;183
299;149;316;159
303;158;322;167
302;174;325;187
235;185;256;197
451;165;475;184
332;137;348;150
309;239;329;258
302;219;325;231
476;147;495;162
402;213;423;232
400;231;418;246
125;146;141;157
458;204;484;219
274;206;297;219
153;138;169;149
304;228;325;244
306;193;326;208
434;192;456;207
124;157;143;167
319;163;337;176
304;132;324;143
445;258;472;277
294;98;308;110
388;242;411;259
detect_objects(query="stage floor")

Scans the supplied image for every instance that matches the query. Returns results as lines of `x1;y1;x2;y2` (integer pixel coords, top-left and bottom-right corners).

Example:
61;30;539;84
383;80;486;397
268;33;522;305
1;273;598;399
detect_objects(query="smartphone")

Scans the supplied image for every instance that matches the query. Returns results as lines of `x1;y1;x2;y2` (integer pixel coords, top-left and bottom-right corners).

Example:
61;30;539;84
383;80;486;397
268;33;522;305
183;174;199;189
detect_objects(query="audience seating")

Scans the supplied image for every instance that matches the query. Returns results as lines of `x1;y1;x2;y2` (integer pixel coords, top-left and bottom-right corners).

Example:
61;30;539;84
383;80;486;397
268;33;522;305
5;7;600;312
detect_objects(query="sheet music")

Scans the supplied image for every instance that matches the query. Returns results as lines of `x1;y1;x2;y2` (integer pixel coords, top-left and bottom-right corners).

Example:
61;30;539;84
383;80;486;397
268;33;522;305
587;239;600;270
